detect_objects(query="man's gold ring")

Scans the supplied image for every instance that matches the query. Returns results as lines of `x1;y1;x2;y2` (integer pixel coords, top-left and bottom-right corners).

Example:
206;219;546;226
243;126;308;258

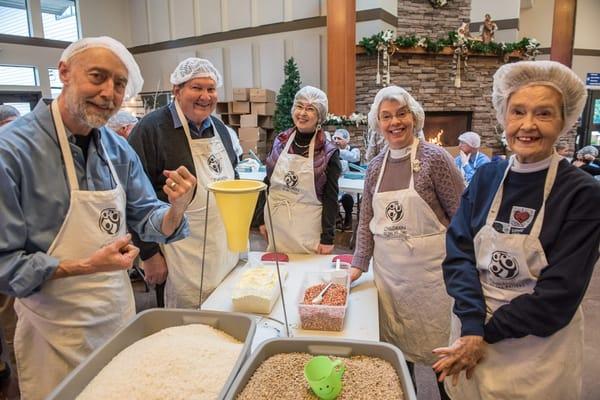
170;181;177;188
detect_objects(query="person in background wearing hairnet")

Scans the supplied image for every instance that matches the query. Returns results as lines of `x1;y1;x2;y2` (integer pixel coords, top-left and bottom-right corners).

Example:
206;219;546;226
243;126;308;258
107;110;138;139
0;36;195;400
256;86;341;254
0;104;20;127
434;61;600;400
128;58;240;307
333;128;361;230
572;145;600;177
455;131;490;185
349;86;464;400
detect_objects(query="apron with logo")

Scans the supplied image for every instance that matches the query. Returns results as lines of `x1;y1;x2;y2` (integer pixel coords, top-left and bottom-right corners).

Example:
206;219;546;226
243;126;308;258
13;100;135;400
446;153;583;400
265;131;322;254
163;101;238;308
371;142;451;365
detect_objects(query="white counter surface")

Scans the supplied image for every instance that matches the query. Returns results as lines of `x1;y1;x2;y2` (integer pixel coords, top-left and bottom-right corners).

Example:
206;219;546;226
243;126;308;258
202;252;379;351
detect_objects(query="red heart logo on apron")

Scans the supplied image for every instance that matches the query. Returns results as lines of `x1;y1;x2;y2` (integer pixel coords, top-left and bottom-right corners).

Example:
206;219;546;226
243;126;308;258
514;211;530;224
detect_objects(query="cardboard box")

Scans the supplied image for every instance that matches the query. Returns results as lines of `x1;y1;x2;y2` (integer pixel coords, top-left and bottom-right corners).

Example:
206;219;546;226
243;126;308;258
232;101;251;114
233;88;251;101
238;127;267;142
240;114;274;129
251;102;275;116
216;102;232;114
249;88;276;103
224;114;240;127
240;140;267;155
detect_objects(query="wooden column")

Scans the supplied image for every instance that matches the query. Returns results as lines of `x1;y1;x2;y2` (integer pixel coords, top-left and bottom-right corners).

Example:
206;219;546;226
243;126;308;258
327;0;356;116
550;0;577;67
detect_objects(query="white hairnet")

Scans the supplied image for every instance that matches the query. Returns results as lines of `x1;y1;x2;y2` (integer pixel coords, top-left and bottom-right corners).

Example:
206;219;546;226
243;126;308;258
60;36;143;100
293;86;328;124
107;111;138;130
458;131;481;148
492;60;587;135
577;145;598;158
170;58;223;87
333;129;350;140
368;86;425;135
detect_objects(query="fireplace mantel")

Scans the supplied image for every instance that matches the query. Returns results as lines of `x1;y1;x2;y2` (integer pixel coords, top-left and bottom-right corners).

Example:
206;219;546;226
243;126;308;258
355;45;525;59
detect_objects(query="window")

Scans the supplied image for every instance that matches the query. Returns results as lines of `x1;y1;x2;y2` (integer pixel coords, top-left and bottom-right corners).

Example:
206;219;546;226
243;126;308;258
0;0;30;36
48;68;63;98
41;0;79;41
0;65;38;86
3;102;32;115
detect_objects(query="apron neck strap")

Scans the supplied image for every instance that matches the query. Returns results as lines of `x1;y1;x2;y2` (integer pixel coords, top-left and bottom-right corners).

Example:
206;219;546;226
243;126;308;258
486;152;560;238
283;130;316;162
51;100;79;191
174;99;194;144
408;139;418;190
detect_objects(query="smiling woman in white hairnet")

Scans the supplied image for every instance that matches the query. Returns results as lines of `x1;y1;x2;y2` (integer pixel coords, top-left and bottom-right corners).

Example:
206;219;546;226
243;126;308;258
128;58;241;308
256;86;341;254
434;60;600;400
348;85;464;400
0;36;195;399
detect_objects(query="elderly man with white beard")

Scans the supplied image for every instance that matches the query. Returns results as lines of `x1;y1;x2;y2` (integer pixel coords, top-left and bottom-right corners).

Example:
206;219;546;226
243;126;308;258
0;36;196;400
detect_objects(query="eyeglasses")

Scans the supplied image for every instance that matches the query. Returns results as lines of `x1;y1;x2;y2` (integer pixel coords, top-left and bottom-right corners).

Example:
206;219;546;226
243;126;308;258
294;103;318;115
378;109;411;123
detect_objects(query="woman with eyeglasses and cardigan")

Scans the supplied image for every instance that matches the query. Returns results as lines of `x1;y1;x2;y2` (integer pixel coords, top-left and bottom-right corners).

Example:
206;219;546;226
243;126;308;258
256;86;341;255
349;86;464;399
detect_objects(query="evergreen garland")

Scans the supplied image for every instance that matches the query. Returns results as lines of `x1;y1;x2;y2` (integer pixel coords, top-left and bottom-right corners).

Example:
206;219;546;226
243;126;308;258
358;31;539;58
274;57;302;133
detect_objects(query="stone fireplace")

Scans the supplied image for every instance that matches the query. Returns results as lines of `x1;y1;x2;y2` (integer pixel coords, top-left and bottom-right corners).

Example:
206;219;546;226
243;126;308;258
423;111;473;146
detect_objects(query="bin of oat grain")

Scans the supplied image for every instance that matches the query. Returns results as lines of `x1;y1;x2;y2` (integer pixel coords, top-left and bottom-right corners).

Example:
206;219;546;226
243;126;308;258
225;337;417;400
47;309;256;400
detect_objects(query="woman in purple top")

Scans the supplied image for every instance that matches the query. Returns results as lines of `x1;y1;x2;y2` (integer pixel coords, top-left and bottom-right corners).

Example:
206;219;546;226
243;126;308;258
350;86;464;399
257;86;340;254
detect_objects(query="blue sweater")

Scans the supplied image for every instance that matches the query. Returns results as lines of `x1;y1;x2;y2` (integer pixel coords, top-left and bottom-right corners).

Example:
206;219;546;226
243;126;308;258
443;159;600;343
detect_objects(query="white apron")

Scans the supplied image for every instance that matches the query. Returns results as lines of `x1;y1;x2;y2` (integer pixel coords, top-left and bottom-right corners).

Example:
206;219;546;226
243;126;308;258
163;101;238;308
446;153;583;400
265;131;322;254
13;100;135;400
370;142;451;365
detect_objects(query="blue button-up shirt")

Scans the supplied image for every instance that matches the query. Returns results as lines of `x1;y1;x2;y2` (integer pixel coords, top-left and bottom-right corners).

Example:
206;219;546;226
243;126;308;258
168;101;213;139
455;151;491;185
0;100;189;297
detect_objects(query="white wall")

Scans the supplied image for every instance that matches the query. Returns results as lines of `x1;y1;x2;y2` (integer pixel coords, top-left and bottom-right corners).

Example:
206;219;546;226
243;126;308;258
470;0;520;41
520;0;600;82
133;28;326;101
79;0;131;45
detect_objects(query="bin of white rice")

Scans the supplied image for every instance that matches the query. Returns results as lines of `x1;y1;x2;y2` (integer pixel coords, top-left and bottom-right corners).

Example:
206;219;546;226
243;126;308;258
48;309;256;400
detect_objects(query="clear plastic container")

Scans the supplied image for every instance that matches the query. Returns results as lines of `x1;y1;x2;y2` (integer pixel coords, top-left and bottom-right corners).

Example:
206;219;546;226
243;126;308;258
298;270;350;331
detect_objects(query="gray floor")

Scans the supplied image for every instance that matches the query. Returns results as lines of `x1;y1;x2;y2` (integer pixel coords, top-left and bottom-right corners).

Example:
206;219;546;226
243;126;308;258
1;230;598;399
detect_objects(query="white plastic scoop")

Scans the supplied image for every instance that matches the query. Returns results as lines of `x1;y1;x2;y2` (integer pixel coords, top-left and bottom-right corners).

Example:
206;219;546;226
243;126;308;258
311;281;333;305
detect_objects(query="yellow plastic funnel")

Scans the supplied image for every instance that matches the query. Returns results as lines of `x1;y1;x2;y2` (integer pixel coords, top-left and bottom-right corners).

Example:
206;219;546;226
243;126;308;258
207;179;267;252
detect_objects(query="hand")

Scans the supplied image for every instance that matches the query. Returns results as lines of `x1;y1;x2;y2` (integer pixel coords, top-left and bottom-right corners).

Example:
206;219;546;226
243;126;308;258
163;166;197;213
432;335;486;386
259;224;268;241
573;160;585;168
349;267;363;282
141;252;168;285
459;150;469;167
317;244;334;255
86;234;140;274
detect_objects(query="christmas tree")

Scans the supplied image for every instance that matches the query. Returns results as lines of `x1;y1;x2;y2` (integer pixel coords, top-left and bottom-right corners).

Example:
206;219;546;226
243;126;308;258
274;57;302;133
